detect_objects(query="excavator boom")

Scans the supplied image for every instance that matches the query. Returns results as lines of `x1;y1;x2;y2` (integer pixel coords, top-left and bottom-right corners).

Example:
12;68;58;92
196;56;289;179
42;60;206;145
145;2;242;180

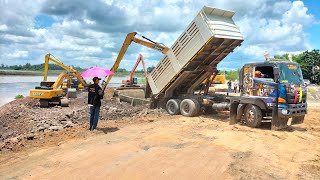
129;54;147;84
43;54;71;81
104;32;169;86
43;54;88;87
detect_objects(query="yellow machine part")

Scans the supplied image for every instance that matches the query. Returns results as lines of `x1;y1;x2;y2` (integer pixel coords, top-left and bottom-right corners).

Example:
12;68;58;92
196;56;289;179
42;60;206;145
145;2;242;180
212;75;226;84
78;83;84;89
29;89;63;99
62;82;68;89
202;74;226;84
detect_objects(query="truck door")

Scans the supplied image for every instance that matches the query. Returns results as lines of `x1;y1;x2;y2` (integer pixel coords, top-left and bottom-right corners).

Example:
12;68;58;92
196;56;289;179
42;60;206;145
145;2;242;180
241;65;254;96
241;64;275;96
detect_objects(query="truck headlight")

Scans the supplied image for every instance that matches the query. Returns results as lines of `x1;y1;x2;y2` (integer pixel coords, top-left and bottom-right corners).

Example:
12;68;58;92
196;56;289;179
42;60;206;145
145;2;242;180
281;109;288;115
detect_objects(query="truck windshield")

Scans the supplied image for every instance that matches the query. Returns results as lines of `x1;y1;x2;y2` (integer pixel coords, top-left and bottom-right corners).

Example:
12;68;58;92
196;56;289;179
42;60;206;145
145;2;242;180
279;63;303;85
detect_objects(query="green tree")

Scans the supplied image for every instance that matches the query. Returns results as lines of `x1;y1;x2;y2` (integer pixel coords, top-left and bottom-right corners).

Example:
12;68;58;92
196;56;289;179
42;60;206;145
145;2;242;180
147;66;155;73
24;63;31;70
274;54;281;59
225;69;240;81
116;68;127;73
294;50;320;84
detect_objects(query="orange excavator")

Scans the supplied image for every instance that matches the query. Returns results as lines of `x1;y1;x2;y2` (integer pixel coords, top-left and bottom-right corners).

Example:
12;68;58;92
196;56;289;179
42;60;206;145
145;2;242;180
121;54;148;87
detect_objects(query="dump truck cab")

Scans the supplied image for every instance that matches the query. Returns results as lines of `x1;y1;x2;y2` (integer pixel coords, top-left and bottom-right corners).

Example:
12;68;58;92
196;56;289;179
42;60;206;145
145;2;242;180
232;61;307;129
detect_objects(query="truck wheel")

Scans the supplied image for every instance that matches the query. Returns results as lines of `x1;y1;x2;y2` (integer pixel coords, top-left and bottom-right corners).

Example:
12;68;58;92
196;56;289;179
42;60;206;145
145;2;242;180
291;115;305;125
180;99;200;117
39;99;49;108
244;104;262;128
166;99;181;115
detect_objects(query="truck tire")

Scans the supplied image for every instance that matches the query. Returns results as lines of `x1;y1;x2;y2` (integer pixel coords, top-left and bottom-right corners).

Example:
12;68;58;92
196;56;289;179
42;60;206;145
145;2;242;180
291;115;305;125
39;99;49;108
166;99;181;115
180;99;200;117
244;104;262;128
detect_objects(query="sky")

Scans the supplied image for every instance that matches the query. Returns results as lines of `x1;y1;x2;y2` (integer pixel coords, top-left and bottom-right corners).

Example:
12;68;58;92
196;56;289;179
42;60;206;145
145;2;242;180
0;0;319;70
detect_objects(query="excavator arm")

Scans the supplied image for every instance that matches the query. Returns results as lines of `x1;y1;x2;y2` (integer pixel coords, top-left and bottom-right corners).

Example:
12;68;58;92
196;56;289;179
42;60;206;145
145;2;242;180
130;54;147;84
71;71;89;87
52;72;70;89
43;53;88;87
43;54;71;81
104;32;169;85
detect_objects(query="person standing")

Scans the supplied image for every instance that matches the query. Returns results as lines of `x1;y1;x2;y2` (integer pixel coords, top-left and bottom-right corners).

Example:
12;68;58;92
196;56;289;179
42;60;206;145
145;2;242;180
233;79;238;93
227;80;232;93
88;77;104;131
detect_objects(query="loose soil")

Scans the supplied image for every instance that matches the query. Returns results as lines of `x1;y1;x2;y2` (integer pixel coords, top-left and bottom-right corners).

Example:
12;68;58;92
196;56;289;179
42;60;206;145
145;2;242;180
0;92;319;179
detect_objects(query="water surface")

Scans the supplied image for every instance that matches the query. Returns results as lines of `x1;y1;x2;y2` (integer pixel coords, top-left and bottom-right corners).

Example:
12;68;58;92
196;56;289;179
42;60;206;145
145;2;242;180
0;75;128;106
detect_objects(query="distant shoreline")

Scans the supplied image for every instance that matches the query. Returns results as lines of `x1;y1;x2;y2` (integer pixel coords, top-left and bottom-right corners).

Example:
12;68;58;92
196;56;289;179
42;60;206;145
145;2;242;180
0;70;63;76
0;69;146;77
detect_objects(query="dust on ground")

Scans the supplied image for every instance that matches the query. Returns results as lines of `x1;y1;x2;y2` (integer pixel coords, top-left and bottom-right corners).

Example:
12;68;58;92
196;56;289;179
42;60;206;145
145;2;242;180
0;92;319;179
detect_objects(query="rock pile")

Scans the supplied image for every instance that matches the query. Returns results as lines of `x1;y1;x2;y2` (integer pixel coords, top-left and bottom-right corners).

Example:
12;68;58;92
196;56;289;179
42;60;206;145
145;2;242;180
0;92;165;151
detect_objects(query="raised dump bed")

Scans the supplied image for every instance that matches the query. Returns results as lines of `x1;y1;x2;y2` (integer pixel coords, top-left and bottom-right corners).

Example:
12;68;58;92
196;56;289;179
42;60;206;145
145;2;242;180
147;6;244;99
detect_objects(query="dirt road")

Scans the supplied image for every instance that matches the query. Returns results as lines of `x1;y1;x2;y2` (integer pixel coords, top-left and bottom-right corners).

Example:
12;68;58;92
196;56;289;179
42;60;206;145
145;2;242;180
1;106;320;179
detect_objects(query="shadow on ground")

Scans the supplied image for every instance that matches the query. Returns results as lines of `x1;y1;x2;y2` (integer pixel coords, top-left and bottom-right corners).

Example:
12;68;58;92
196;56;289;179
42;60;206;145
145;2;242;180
97;127;120;134
202;111;308;132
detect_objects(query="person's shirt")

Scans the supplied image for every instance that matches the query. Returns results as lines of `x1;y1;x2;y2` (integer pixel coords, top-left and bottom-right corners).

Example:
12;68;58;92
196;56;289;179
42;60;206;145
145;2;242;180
233;82;238;87
88;84;103;107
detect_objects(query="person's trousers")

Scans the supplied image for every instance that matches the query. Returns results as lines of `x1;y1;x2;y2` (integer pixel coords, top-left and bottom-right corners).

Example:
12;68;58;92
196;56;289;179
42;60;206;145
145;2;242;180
89;106;100;130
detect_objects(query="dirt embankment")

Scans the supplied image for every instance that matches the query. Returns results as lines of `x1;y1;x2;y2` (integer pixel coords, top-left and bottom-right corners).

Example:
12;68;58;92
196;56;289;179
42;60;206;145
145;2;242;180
0;92;162;152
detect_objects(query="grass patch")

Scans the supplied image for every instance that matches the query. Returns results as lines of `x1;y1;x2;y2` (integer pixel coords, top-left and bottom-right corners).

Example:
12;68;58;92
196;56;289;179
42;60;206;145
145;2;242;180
15;94;24;99
138;78;146;84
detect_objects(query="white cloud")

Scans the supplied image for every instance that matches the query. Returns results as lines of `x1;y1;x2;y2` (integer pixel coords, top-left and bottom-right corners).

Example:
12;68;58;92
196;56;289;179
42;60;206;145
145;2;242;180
0;0;317;70
3;50;29;59
232;0;314;58
0;24;8;31
283;1;314;26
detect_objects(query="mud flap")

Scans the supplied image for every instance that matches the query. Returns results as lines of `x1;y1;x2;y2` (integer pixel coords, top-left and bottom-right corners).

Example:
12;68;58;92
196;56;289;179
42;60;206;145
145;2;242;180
236;104;246;121
291;115;305;125
271;107;288;130
229;102;239;125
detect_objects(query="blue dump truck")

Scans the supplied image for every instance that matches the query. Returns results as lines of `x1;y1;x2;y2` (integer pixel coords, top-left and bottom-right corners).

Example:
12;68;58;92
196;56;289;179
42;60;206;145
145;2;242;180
229;61;307;129
145;6;307;129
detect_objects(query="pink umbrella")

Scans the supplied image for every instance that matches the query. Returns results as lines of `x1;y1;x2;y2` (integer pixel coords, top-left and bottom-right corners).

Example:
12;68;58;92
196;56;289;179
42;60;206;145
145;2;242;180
81;67;114;78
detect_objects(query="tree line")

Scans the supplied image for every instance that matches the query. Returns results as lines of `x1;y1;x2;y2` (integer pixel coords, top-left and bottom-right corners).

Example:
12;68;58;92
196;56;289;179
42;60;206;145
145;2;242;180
0;63;85;71
116;66;155;73
1;63;156;73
